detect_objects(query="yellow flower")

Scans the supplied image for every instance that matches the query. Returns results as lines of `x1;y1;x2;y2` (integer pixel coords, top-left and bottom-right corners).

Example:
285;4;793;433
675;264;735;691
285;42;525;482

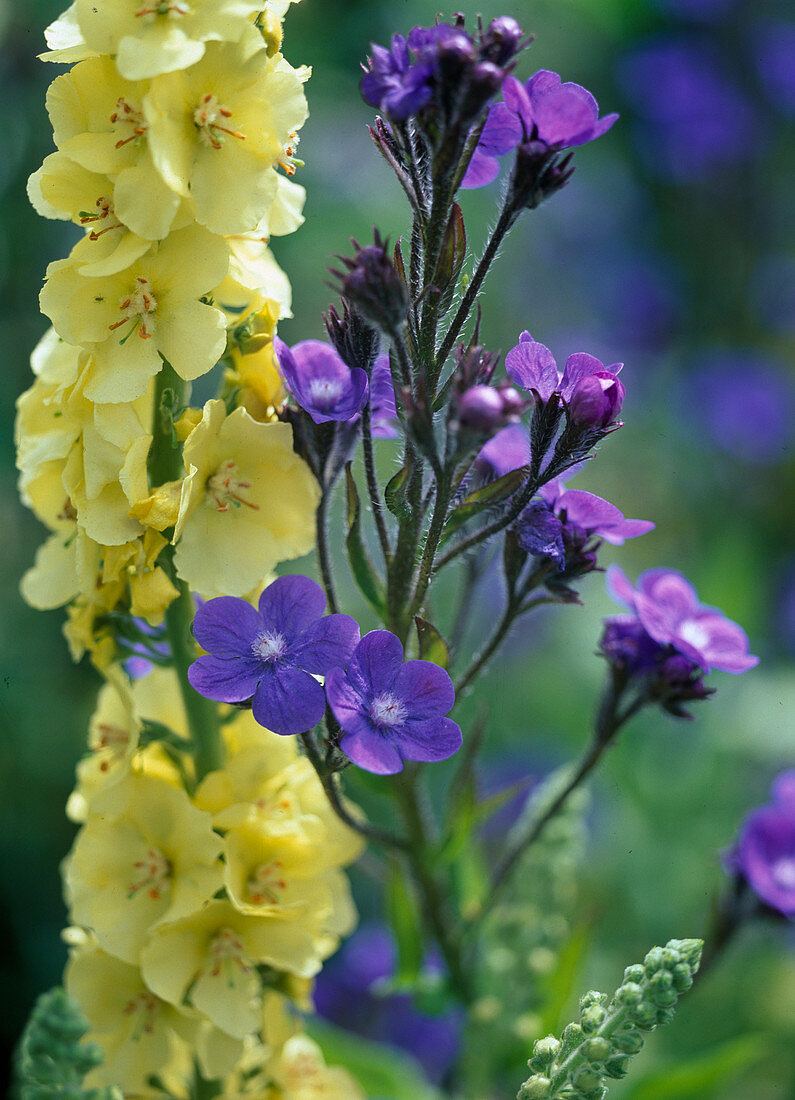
65;938;196;1098
173;400;318;597
224;342;285;423
40;224;229;403
46;56;181;240
139;900;324;1038
20;525;99;612
65;773;223;963
75;0;264;82
144;42;307;234
67;671;140;822
270;1034;367;1100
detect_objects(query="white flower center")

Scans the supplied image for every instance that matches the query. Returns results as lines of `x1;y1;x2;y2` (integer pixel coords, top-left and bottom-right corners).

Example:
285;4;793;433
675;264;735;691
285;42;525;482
127;846;171;902
772;857;795;891
678;619;710;652
307;377;343;409
251;630;287;662
109;275;157;343
110;97;148;150
194;93;246;150
206;459;259;513
369;692;407;729
247;860;287;905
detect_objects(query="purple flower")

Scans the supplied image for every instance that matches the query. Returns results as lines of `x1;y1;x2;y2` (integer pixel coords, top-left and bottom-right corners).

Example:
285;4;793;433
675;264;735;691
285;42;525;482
607;565;759;674
274;338;368;424
188;575;360;736
687;353;795;465
325;631;462;775
516;484;653;570
618;39;758;181
360;34;435;121
505;331;624;426
727;772;795;919
369;353;399;439
474;424;532;481
462;71;618;188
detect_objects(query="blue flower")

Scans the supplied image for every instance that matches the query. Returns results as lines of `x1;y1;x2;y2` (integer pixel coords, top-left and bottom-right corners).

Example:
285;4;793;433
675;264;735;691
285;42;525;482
188;575;360;736
274;338;369;424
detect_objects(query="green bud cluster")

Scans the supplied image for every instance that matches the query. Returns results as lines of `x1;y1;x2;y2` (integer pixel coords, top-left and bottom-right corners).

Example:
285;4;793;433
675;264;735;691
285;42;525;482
17;987;122;1100
517;938;703;1100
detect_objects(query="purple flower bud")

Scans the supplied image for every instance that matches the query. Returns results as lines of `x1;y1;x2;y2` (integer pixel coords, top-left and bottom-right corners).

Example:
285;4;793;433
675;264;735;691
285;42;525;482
568;372;625;428
600;616;664;674
323;301;380;374
481;17;525;66
457;385;506;431
331;231;408;336
360;34;435;121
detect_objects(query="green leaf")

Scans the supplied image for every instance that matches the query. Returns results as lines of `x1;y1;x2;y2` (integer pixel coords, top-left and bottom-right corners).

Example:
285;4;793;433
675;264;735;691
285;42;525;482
414;617;449;668
436;202;467;317
344;464;386;615
306;1018;439;1100
384;463;413;521
440;467;527;544
386;864;424;985
626;1035;768;1100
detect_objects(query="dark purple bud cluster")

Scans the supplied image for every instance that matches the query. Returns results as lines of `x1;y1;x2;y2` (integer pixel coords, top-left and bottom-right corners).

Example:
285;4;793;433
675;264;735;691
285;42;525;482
331;231;408;338
323;300;380;375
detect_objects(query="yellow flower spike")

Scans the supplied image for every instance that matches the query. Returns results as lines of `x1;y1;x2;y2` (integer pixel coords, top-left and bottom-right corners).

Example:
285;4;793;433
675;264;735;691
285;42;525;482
130;478;184;531
144;41;307;235
40;224;229;404
65;772;223;964
173;401;318;598
46;56;181;240
75;0;265;82
139;899;325;1038
64;938;197;1098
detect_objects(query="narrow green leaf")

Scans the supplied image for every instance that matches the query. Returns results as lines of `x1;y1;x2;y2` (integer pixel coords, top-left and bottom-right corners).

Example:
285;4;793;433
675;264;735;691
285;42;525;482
627;1035;768;1100
344;464;385;614
440;467;527;544
386;863;424;985
306;1017;440;1100
414;617;449;668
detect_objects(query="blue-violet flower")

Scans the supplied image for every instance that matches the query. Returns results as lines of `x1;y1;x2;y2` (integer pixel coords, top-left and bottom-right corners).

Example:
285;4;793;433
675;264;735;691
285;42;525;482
725;771;795;919
325;630;463;775
463;70;618;188
274;338;369;424
188;575;360;736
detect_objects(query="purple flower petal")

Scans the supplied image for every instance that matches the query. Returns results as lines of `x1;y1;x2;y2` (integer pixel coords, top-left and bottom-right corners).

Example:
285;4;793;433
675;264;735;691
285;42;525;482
599;518;656;545
556;490;624;531
393;660;456;720
688;612;759;673
532;87;596;146
460;147;502;189
290;614;361;675
395;716;463;763
560;352;607;394
188;654;263;703
773;772;795;810
257;575;327;639
479;100;525;154
637;569;699;619
505;336;560;400
325;666;369;734
252;663;326;736
606;564;638;607
346;630;404;698
192;596;262;658
338;728;404;775
735;806;795;918
475;424;531;480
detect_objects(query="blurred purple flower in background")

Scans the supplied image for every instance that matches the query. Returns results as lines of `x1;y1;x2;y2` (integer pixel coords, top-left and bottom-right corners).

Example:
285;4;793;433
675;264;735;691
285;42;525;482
474;423;532;481
607;566;758;674
325;630;462;774
274;338;369;424
726;772;795;920
618;38;758;180
369;353;399;438
463;71;618;188
313;924;462;1082
687;353;795;465
752;255;795;337
189;576;360;736
752;20;795;116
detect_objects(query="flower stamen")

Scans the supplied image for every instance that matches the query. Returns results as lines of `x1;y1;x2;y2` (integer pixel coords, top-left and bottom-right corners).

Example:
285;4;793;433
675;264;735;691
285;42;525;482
206;459;259;512
79;196;123;240
247;860;287;905
127;846;172;901
194;94;246;150
109;276;157;342
110;98;148;149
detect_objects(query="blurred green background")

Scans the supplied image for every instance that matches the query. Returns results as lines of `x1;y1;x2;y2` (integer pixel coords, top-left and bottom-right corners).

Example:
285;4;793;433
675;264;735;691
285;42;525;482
2;0;794;1096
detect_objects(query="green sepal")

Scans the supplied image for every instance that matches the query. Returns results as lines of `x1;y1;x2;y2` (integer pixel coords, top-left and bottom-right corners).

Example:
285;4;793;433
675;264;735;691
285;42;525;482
440;467;527;545
436;202;467;318
344;464;386;615
385;462;413;521
414;616;450;668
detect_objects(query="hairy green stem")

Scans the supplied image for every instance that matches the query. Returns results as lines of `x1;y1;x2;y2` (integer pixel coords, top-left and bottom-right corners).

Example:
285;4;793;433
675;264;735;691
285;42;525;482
407;471;452;621
361;402;392;566
149;361;223;783
316;486;339;614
